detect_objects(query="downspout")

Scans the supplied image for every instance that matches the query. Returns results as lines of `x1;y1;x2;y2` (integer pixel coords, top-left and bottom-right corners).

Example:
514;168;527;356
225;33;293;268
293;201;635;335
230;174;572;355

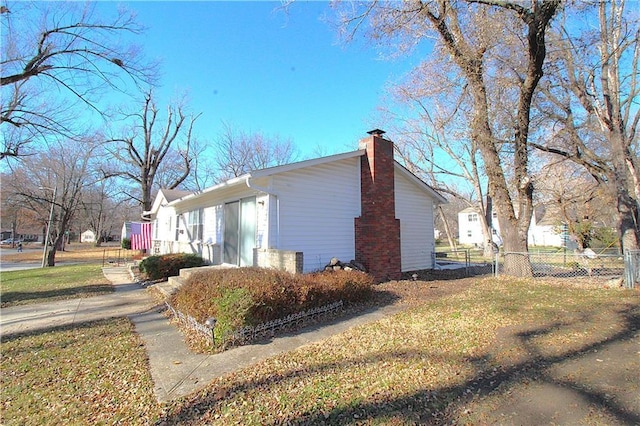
246;176;280;249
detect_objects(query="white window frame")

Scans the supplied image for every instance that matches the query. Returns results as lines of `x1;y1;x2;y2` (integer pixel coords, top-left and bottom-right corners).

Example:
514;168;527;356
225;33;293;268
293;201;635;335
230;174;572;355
188;209;204;241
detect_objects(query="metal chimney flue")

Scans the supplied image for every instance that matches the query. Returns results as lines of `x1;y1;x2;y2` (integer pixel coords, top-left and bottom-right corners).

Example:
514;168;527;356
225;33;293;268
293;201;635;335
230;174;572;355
367;129;386;137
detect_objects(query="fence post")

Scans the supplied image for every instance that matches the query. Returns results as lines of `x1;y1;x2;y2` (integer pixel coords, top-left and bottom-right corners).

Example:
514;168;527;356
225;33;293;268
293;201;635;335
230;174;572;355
494;253;499;277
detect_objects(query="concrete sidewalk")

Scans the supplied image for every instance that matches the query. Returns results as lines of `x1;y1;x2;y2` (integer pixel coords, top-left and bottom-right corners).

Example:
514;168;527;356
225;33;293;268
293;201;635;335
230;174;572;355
1;266;405;403
0;267;155;336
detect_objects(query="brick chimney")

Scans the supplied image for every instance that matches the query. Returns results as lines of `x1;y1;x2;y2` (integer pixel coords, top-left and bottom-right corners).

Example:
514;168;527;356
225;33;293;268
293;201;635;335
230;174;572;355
354;129;402;282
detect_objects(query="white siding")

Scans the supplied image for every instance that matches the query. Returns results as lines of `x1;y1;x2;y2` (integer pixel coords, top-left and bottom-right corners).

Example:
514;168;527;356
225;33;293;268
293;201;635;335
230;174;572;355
395;173;436;271
255;194;270;249
458;209;485;246
528;225;563;247
271;157;361;272
155;206;177;242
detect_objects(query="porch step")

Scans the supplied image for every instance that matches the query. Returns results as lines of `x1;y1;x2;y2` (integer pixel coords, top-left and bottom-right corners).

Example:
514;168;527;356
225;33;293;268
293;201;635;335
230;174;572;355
151;275;185;298
153;264;238;298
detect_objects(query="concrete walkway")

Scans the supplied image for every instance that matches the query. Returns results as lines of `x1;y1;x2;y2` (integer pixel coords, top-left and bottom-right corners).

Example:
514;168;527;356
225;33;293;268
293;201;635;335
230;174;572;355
1;266;405;403
0;267;154;336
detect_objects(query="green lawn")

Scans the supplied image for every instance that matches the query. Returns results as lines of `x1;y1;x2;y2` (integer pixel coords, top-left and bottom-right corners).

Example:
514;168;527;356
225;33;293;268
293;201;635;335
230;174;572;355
0;264;113;307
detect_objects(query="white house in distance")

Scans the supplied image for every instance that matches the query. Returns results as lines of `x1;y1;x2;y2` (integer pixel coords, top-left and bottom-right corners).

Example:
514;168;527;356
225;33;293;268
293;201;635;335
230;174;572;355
146;130;447;282
457;205;564;248
81;229;96;243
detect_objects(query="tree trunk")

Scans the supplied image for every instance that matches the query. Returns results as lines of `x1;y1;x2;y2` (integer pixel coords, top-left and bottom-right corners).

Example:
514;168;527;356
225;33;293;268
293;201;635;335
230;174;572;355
438;205;457;252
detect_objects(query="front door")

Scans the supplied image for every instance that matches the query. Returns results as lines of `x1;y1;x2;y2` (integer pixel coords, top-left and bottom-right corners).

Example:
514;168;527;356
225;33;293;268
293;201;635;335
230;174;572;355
223;197;256;266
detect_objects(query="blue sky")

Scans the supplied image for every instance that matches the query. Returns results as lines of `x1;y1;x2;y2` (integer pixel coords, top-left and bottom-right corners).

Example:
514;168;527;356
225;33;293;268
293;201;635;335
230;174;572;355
110;1;421;159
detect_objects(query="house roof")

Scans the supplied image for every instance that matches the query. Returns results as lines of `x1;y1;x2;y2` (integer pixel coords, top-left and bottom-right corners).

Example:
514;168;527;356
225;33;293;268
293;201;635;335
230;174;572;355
459;206;478;214
163;148;447;207
534;205;563;226
161;188;193;203
146;188;194;216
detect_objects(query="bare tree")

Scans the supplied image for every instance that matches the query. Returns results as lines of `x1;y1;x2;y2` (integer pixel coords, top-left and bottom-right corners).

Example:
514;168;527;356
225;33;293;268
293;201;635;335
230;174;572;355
213;121;298;181
0;1;155;159
535;158;616;250
109;90;201;212
385;85;496;256
338;0;560;275
0;179;42;246
5;136;103;265
78;177;130;247
532;1;639;251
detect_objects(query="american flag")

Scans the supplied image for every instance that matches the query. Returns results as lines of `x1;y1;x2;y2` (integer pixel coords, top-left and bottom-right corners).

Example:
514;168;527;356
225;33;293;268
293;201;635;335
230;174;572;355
130;222;152;250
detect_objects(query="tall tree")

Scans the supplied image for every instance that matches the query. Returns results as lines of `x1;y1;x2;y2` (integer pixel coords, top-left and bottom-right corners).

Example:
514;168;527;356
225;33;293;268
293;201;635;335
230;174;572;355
212;121;298;181
0;1;154;159
78;177;129;246
339;0;560;275
534;158;617;250
384;83;496;256
532;1;639;251
5;136;103;266
110;90;201;212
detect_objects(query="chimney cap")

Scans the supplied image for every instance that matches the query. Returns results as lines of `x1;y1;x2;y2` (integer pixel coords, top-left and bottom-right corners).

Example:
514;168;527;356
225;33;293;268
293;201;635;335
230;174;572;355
367;129;386;136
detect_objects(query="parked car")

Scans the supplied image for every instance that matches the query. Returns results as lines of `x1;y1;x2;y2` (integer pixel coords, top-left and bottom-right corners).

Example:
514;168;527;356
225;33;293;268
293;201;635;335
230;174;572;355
1;238;23;245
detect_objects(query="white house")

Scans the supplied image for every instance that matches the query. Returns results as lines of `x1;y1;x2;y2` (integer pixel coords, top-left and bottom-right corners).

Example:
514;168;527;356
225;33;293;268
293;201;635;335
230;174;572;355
527;205;565;247
147;130;447;281
80;229;96;243
458;207;494;246
457;205;564;248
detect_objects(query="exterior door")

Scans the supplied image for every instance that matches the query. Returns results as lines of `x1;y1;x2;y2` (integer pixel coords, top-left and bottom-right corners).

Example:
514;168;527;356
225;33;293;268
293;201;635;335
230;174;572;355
239;197;256;267
223;197;256;266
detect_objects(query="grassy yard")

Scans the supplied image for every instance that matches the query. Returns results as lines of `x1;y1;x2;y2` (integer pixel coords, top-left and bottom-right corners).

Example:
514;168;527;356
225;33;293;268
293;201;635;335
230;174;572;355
0;264;113;307
1;318;161;425
158;277;639;425
1;270;638;425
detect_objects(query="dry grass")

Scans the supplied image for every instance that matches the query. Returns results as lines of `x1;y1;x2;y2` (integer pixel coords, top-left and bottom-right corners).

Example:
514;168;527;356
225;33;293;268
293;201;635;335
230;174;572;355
1;265;637;425
157;277;639;425
1;318;161;425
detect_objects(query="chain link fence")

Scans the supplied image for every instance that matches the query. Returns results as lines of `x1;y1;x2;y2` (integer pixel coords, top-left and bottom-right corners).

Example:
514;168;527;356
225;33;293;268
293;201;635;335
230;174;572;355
435;248;637;288
494;251;633;287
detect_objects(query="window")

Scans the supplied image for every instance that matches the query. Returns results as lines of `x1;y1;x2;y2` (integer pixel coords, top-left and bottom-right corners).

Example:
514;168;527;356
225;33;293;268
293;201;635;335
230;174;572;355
468;213;478;222
188;209;204;240
467;230;472;237
174;216;180;241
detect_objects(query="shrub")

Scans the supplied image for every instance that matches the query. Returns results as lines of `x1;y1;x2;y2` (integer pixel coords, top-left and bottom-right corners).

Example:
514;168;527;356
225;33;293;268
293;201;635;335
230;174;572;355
121;238;131;250
171;267;375;339
139;253;206;281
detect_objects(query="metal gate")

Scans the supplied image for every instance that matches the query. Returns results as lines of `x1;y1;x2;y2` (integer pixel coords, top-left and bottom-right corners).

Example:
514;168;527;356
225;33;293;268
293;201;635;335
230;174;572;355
624;250;640;289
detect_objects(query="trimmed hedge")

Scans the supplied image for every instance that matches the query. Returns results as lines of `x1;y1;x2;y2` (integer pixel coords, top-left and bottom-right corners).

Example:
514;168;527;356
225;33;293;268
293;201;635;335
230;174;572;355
139;253;206;281
171;267;375;335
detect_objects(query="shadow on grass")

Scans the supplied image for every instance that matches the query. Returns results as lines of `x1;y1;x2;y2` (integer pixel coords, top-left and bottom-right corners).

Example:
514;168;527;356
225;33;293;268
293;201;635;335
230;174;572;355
1;284;114;308
158;303;640;425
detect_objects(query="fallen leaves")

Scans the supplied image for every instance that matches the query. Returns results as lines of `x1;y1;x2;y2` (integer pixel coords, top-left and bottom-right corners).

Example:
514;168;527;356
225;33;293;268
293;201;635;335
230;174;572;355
1;318;161;425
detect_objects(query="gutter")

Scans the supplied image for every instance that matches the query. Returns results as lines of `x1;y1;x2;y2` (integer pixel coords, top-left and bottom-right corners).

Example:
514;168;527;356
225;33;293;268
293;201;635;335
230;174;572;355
246;176;280;249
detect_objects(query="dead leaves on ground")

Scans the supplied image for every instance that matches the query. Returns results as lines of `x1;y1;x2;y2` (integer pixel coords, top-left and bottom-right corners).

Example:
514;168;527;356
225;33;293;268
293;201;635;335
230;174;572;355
159;277;639;425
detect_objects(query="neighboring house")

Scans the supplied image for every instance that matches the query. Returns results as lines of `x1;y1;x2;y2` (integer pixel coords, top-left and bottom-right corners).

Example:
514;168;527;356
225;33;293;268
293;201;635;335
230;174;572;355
458;207;499;246
1;228;43;243
147;130;447;281
81;229;96;243
457;204;564;248
528;205;565;247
